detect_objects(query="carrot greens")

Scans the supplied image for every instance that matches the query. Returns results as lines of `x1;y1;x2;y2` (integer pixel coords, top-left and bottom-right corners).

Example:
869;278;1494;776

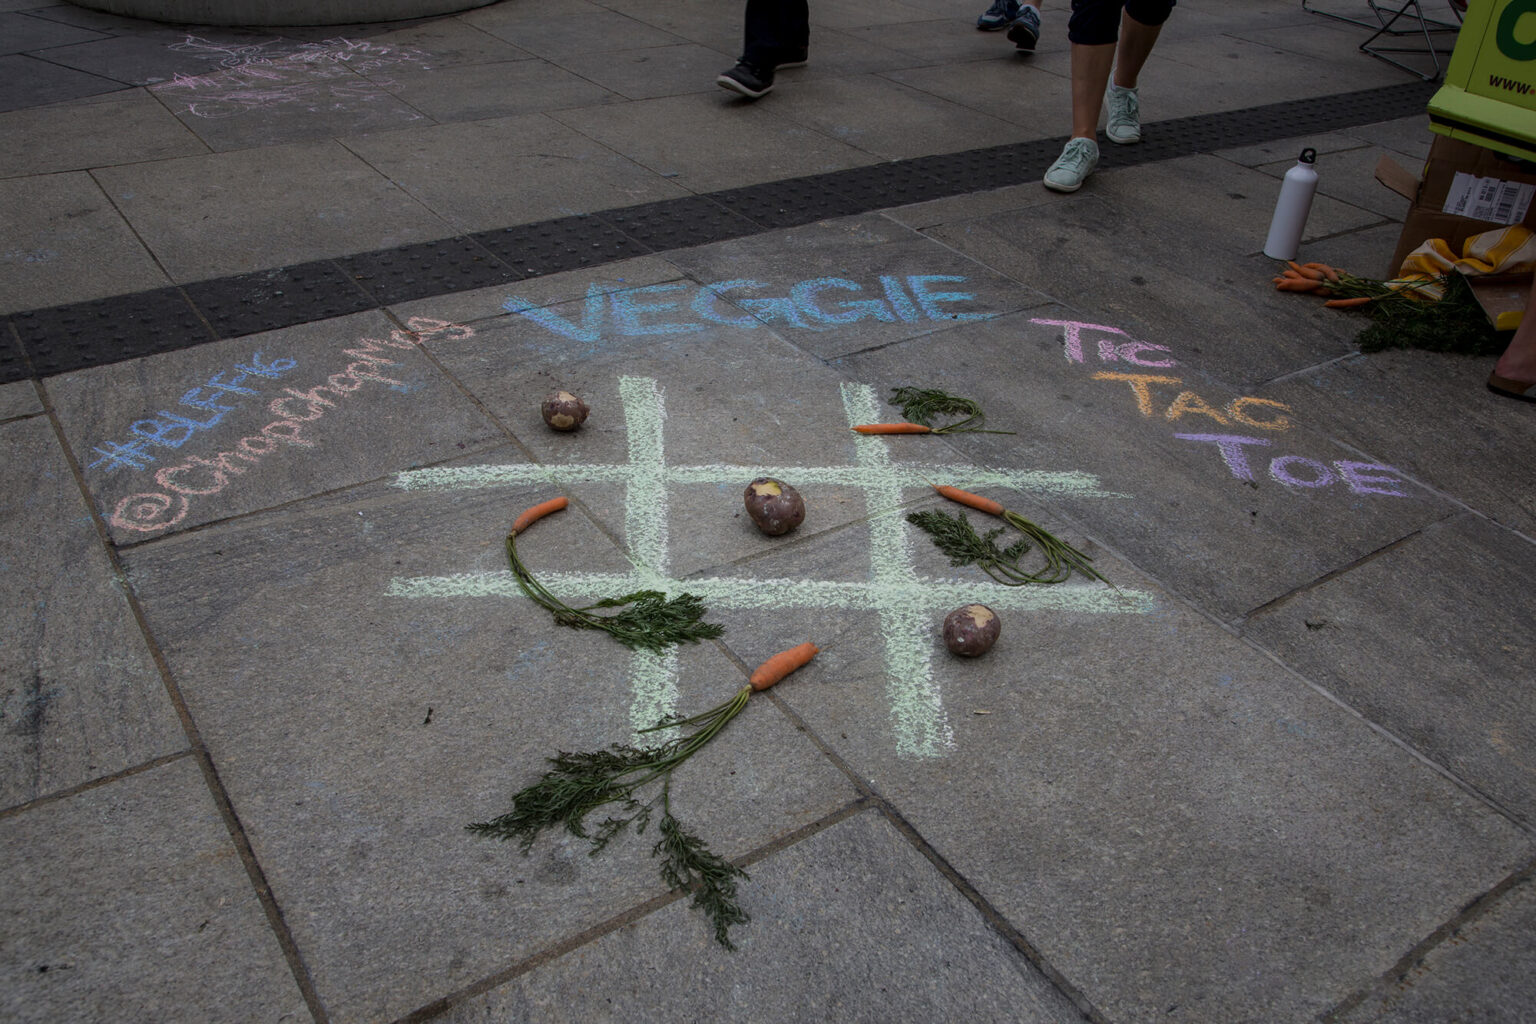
470;646;818;949
505;519;722;654
887;386;1013;435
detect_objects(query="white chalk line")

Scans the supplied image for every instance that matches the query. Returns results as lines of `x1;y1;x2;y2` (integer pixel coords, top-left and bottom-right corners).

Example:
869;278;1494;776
385;570;1153;615
846;381;950;757
395;463;1122;498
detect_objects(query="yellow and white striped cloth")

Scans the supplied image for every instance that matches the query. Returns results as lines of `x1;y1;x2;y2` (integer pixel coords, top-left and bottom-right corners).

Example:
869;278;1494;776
1395;224;1536;300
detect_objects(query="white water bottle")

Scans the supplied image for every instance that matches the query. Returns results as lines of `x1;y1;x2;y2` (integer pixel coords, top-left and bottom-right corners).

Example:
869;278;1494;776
1263;148;1319;261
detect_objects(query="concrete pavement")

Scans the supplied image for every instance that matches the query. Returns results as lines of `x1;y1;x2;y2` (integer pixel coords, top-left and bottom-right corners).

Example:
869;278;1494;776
3;0;1535;1021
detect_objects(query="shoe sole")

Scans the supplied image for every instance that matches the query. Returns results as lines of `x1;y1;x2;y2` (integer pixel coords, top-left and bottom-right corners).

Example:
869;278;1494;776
1488;372;1536;402
1042;177;1085;193
977;22;1010;30
1006;20;1038;48
1106;129;1141;144
716;75;771;99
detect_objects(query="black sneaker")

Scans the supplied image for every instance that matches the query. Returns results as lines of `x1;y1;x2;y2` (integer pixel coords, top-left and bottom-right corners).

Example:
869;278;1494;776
716;61;774;99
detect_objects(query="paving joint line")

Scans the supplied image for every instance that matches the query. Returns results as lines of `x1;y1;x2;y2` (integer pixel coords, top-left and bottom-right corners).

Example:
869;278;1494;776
33;389;334;1022
392;797;873;1024
1320;852;1536;1022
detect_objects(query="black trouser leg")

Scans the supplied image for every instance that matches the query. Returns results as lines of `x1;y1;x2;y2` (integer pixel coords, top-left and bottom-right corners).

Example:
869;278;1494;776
741;0;809;67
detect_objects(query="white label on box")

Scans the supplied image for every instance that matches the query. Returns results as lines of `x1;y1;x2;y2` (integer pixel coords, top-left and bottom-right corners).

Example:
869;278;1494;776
1444;171;1535;225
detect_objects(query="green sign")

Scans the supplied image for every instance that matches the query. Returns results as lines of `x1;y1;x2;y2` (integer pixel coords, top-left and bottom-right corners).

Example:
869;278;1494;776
1429;0;1536;160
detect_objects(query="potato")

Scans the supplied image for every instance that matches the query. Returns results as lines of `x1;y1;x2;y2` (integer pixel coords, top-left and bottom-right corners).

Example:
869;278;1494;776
541;391;589;431
743;477;805;536
943;604;1000;657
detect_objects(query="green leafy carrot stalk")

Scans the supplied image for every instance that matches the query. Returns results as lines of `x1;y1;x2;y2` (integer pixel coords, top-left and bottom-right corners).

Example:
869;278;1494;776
889;386;1014;434
505;497;724;653
910;484;1110;586
468;642;820;949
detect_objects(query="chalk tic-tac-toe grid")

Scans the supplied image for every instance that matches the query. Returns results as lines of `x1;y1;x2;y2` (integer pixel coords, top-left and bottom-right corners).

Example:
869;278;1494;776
388;377;1153;758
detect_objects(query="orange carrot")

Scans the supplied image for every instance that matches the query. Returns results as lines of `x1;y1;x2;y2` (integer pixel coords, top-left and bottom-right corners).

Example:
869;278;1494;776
1286;261;1325;280
1276;278;1322;292
1304;262;1341;282
932;484;1005;517
851;423;933;434
749;642;819;690
1323;296;1374;308
509;496;568;536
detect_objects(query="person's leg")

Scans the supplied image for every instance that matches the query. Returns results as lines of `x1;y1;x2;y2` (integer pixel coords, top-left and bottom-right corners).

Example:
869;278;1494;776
1489;278;1536;401
742;0;808;67
1112;1;1170;88
718;0;809;100
1070;40;1116;139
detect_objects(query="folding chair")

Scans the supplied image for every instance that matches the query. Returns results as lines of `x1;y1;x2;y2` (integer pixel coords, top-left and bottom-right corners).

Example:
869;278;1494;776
1302;0;1465;82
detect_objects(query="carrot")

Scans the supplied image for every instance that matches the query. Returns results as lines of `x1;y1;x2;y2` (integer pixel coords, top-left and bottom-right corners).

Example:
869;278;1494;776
1304;262;1341;282
851;423;933;434
1323;296;1374;308
509;496;568;536
1276;278;1322;292
1286;261;1325;280
932;484;1005;517
749;642;819;690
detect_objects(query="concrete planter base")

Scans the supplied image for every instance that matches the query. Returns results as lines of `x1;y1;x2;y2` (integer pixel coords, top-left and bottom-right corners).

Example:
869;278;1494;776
67;0;499;27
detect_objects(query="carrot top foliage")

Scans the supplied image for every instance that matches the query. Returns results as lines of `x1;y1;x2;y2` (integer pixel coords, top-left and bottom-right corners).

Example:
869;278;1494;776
504;532;723;653
888;386;1013;435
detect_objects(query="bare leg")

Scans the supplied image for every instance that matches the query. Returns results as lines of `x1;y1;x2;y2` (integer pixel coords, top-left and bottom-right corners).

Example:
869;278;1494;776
1491;279;1536;395
1070;41;1116;139
1111;10;1164;89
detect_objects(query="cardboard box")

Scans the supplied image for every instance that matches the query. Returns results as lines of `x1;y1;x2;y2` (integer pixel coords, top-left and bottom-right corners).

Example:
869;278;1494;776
1376;135;1536;276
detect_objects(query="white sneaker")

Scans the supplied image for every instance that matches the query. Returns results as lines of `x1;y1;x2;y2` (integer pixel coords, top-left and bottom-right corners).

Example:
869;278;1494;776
1043;137;1099;192
1104;83;1141;144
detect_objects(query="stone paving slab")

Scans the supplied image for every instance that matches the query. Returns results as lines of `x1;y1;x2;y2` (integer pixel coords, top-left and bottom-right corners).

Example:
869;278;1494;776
43;311;505;543
364;58;620;124
119;474;858;1022
1335;870;1536;1024
389;251;686;328
833;306;1452;621
0;88;209;178
0;51;140;112
727;522;1532;1022
915;162;1384;391
659;212;1048;360
0;415;185;810
549;42;737;101
0;757;307;1023
338;114;689;234
0;171;173;314
1244;512;1536;827
1256;347;1536;537
439;808;1085;1023
762;73;1027;162
0;9;107;53
548;92;880;193
0;380;41;420
1258;143;1421;221
93;143;457;280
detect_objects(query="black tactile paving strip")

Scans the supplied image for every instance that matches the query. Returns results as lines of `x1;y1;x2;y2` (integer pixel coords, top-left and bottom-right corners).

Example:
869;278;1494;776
471;215;652;279
595;195;762;251
337;237;526;307
10;287;215;378
0;80;1440;384
181;261;378;340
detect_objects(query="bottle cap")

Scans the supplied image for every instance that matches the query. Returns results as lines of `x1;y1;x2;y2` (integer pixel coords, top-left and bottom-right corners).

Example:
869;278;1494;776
1299;148;1317;164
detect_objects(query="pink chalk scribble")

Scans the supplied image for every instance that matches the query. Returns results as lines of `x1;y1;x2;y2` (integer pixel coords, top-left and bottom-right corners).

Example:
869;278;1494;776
157;35;433;119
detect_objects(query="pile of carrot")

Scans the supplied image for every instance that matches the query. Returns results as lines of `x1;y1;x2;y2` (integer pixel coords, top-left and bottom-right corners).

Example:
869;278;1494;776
1272;261;1375;309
